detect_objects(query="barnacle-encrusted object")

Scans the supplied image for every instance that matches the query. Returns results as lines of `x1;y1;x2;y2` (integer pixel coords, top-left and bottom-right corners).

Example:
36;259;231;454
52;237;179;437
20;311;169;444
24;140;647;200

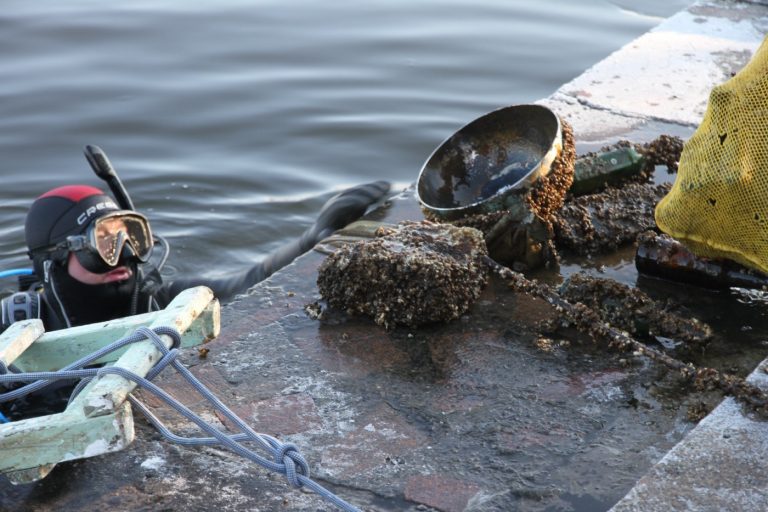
553;182;670;256
558;272;712;348
317;221;488;329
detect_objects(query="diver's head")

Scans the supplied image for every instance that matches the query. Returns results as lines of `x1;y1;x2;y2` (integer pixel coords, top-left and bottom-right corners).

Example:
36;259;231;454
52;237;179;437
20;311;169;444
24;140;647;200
25;185;154;281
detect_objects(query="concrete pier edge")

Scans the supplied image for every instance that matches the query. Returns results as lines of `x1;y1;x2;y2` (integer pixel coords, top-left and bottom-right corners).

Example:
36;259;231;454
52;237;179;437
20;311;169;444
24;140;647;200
541;1;768;510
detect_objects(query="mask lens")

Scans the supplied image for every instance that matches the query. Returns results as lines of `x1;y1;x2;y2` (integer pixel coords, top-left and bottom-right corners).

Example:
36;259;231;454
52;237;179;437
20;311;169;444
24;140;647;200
91;212;153;266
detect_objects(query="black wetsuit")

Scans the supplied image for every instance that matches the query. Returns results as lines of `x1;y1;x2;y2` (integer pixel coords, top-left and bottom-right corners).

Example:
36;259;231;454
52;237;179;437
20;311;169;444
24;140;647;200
27;180;391;331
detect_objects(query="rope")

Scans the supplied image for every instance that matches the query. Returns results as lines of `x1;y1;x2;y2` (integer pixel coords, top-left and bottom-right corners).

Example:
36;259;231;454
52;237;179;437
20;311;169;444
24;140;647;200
0;326;361;512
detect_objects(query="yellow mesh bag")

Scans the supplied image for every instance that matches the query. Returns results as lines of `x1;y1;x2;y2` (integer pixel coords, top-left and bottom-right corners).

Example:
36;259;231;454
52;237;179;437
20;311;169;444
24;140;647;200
655;36;768;272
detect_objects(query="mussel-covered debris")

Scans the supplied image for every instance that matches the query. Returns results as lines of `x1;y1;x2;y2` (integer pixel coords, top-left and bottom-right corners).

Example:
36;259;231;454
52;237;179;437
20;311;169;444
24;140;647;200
449;209;554;272
419;118;575;227
638;134;684;174
421;127;681;267
558;272;712;348
553;182;670;256
525;118;576;226
488;260;768;418
573;135;684;194
316;221;488;329
436;120;576;270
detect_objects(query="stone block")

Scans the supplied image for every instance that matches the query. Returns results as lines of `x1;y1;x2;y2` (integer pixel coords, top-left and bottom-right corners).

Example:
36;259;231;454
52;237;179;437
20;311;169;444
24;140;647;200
404;474;481;512
215;392;321;436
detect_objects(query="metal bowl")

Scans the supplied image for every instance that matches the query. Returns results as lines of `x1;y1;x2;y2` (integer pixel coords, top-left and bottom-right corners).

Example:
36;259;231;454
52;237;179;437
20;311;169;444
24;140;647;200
416;104;562;221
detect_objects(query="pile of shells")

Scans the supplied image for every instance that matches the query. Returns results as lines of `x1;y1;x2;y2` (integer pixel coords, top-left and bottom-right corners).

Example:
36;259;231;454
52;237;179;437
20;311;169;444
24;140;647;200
553;182;671;256
638;134;684;174
525;118;576;226
317;221;489;329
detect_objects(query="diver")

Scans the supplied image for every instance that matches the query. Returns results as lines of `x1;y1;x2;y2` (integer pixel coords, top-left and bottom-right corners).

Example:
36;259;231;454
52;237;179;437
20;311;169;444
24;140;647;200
1;178;390;332
0;147;388;423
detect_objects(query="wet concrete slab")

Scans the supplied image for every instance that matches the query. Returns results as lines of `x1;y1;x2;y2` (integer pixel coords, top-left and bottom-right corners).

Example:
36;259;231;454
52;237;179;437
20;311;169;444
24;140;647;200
611;364;768;512
0;189;740;512
538;0;768;145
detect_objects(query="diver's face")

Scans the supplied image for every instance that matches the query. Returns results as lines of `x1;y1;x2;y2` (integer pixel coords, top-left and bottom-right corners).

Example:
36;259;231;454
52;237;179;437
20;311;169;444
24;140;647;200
66;252;133;285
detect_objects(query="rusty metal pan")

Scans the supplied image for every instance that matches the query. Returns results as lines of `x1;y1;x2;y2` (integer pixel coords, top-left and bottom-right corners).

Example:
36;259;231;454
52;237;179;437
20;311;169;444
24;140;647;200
416;104;562;221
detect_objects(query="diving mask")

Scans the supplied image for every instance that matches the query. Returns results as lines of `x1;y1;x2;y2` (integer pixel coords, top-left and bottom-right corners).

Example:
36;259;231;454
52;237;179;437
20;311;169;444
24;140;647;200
58;211;154;273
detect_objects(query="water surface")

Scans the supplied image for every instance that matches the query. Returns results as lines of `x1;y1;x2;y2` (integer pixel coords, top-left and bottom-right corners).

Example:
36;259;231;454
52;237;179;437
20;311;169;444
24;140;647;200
0;0;690;290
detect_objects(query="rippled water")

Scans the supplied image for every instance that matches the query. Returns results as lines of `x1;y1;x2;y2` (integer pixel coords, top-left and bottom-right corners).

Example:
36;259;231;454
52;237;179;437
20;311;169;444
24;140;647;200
0;0;690;290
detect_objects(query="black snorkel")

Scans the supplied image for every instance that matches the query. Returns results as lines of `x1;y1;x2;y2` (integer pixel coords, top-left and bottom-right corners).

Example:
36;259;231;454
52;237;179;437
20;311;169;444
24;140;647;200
83;145;167;312
83;145;135;211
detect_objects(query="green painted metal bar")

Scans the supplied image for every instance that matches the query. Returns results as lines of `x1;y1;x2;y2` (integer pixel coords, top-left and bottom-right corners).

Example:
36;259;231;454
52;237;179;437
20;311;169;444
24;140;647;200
0;286;220;484
13;300;220;372
71;286;217;418
0;319;44;367
0;402;134;483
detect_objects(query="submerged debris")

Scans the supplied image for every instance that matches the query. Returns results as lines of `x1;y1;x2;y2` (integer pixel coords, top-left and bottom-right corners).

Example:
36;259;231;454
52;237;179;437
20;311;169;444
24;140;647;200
316;221;488;329
558;273;712;348
553;182;670;256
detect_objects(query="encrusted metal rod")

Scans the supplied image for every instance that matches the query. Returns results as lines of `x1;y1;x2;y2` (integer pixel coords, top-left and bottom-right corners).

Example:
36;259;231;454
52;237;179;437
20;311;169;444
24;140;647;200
486;257;768;417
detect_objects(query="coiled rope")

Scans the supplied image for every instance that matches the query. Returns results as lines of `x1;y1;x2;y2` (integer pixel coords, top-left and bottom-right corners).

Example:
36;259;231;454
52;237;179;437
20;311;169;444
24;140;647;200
0;326;360;512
